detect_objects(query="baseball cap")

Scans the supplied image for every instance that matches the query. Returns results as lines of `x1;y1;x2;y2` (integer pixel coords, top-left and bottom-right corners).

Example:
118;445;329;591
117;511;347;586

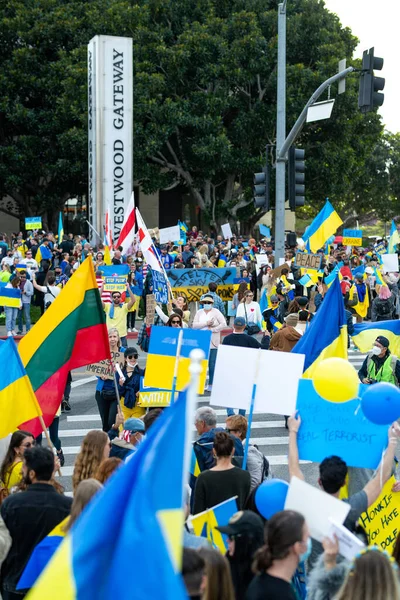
375;336;389;348
234;317;246;327
124;418;145;433
216;510;264;537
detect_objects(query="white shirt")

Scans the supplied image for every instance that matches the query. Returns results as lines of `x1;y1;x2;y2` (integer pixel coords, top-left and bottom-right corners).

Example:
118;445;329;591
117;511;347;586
36;284;61;308
236;301;262;326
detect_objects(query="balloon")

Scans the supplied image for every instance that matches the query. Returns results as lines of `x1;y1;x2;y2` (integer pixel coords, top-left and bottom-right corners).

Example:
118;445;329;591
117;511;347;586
361;382;400;425
255;479;289;520
313;358;359;403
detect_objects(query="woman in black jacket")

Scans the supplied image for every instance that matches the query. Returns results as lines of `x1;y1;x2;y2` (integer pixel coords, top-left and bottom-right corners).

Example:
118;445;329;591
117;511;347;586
118;346;145;421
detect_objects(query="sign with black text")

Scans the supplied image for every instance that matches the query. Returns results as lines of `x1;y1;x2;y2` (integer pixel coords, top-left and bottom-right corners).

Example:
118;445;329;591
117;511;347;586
294;252;322;270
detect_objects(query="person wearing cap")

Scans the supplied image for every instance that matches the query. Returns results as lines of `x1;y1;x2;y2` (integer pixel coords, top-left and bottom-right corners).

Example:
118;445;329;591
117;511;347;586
216;511;264;600
223;317;261;350
118;346;146;420
109;416;145;460
358;336;400;386
353;274;369;323
269;314;302;352
193;295;227;392
200;282;226;317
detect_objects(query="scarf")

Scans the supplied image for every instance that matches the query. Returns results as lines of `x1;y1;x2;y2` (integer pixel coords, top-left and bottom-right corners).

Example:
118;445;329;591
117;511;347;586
109;302;122;319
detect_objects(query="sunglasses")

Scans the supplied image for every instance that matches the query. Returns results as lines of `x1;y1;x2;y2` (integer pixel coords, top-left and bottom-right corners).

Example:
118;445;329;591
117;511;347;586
127;354;137;359
171;320;181;324
203;301;213;305
113;295;121;299
226;428;239;434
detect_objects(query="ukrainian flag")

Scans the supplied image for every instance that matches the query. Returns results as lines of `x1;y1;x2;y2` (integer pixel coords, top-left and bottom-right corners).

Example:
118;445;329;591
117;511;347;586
352;320;400;357
270;315;283;332
0;283;22;308
18;518;68;590
190;497;238;554
353;283;370;319
302;200;343;253
27;390;191;600
144;328;211;393
389;220;400;253
58;212;64;243
298;274;314;288
0;338;42;438
292;276;347;377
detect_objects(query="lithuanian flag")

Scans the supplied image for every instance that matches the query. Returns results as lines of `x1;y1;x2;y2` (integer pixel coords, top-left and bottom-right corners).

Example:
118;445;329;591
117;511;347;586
18;257;111;437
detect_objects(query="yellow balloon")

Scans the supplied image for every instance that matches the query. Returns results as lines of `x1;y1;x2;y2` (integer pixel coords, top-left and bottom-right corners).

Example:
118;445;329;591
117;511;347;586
313;358;359;403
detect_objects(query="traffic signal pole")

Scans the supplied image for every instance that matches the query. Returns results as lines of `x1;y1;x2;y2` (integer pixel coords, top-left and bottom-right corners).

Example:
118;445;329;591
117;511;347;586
274;1;287;266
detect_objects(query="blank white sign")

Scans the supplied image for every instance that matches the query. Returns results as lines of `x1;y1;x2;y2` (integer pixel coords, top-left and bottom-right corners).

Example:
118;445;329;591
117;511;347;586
221;223;233;240
159;225;181;245
210;346;305;415
382;253;399;273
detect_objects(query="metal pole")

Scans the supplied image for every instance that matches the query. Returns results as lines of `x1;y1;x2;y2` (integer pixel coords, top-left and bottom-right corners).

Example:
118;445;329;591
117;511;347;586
274;2;287;266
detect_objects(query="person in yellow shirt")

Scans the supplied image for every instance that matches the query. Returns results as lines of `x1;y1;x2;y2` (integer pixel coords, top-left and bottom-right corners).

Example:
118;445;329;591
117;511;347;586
103;283;136;347
0;431;35;493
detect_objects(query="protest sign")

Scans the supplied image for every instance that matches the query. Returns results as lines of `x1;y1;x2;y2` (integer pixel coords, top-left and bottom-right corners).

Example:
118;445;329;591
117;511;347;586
296;380;388;469
99;265;130;276
159;225;181;245
144;327;211;393
145;294;156;326
294;252;322;270
85;351;124;379
329;520;365;560
221;223;233;240
284;477;350;542
137;379;173;407
374;241;387;255
152;270;169;304
103;276;127;292
382;253;399;273
359;476;400;551
168;268;236;302
25;217;42;230
342;229;363;246
210;346;305;415
259;224;271;238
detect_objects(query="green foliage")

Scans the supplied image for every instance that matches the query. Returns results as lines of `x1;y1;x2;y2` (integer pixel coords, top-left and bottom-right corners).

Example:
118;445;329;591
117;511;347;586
0;0;389;231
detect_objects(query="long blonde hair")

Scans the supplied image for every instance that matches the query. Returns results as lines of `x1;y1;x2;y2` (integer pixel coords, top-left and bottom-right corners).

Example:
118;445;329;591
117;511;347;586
72;431;109;493
64;479;103;532
336;549;400;600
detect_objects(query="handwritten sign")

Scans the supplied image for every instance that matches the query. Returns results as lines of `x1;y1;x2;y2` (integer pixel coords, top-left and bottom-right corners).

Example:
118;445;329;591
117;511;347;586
168;268;236;302
103;276;127;292
294;252;322;270
343;229;363;247
137;379;173;407
85;351;124;380
359;476;400;551
152;270;169;304
296;380;388;469
374;242;387;255
25;217;42;230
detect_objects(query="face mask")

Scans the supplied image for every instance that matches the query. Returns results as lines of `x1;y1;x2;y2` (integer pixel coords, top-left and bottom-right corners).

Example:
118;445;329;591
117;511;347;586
127;361;137;368
299;537;312;563
371;346;381;356
203;304;212;311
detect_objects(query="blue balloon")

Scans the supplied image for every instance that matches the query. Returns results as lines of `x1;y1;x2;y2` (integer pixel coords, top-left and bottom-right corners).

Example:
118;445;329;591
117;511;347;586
326;235;335;245
361;382;400;425
255;479;289;520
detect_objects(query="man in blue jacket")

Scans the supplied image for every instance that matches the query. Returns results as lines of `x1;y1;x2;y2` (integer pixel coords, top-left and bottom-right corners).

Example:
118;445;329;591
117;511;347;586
193;406;243;471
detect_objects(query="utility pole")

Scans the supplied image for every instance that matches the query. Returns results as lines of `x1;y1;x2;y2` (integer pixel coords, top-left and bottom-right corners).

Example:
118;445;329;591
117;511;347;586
274;1;287;266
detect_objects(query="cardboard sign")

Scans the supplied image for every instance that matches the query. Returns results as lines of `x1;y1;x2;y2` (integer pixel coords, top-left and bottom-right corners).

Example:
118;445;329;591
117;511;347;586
85;351;124;380
296;380;388;469
294;252;322;270
284;477;350;542
221;223;233;240
25;217;42;230
146;294;156;326
103;276;127;292
342;229;363;247
168;268;236;302
210;346;305;415
359;476;400;551
159;225;181;245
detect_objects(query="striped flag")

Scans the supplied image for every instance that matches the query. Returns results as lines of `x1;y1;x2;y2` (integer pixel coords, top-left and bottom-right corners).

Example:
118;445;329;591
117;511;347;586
136;208;162;273
115;192;136;253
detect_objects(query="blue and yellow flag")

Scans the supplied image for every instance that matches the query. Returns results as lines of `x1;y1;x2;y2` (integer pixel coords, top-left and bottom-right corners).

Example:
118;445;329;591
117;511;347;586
58;212;64;242
27;390;191;600
298;274;314;288
389;220;400;254
352;320;400;357
292;276;347;377
302;200;343;253
18;518;68;590
190;497;238;554
0;338;41;438
353;283;370;319
0;282;22;308
270;315;283;332
144;328;211;393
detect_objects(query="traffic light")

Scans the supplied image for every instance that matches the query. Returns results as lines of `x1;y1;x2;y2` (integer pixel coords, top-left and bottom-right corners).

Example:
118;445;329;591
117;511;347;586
288;146;305;211
253;163;270;211
358;47;385;113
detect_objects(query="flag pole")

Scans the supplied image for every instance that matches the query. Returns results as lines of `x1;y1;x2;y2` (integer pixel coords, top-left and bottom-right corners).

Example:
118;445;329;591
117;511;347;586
86;220;102;242
37;415;62;477
243;349;262;469
170;329;184;404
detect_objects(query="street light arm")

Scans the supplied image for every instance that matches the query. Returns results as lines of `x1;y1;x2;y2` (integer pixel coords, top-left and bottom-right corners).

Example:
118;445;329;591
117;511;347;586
277;66;355;160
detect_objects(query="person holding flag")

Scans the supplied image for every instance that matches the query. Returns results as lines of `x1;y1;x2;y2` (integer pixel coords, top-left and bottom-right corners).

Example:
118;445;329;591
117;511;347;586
102;283;137;348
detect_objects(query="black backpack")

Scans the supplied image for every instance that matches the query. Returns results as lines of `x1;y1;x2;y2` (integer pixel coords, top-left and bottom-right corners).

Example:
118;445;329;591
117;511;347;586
376;300;391;319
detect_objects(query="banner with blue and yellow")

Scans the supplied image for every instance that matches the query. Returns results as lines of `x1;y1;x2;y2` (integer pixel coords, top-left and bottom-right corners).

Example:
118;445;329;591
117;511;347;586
190;496;238;553
0;282;22;308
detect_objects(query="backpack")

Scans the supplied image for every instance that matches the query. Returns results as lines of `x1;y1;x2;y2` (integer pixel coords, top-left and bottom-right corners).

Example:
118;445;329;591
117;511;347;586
376;300;391;319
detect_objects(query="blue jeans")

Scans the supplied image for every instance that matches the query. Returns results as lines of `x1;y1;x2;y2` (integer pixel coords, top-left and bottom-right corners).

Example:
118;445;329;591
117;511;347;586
208;348;218;386
5;307;18;333
17;303;31;332
227;408;246;417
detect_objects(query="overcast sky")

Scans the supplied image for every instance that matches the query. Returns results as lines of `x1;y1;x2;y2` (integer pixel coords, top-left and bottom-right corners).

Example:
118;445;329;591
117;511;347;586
324;0;399;133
